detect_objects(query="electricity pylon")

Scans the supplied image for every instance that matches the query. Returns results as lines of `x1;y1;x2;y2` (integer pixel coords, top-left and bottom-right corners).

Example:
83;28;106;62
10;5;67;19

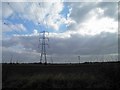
37;2;49;64
38;30;49;64
78;56;80;64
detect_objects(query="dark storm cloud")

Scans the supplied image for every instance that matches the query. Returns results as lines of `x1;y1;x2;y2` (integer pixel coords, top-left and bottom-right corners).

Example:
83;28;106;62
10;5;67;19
68;2;118;21
2;32;118;63
65;2;118;30
2;37;19;47
48;32;118;55
98;2;118;20
2;32;117;56
2;47;40;63
19;36;39;52
2;35;39;52
66;2;97;23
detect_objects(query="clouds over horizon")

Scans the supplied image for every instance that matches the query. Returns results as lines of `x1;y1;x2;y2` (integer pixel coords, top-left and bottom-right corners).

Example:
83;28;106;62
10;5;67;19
2;31;118;54
2;2;118;63
2;31;118;63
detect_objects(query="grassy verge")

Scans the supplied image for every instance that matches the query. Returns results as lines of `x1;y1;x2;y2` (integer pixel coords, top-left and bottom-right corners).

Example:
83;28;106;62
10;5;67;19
3;73;117;88
2;63;120;89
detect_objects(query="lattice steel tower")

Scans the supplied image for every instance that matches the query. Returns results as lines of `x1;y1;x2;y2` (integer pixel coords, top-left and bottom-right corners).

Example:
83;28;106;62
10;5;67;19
38;30;49;64
37;2;49;64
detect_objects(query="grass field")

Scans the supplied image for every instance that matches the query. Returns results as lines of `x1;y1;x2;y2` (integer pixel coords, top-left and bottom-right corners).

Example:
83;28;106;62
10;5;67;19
2;62;120;89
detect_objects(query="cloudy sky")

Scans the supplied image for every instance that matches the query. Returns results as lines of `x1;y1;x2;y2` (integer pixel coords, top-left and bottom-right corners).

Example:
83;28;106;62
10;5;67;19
1;0;119;63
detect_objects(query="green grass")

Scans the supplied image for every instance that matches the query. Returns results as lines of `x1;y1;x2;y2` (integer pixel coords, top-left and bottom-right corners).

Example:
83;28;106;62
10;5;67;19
3;73;109;88
2;62;120;89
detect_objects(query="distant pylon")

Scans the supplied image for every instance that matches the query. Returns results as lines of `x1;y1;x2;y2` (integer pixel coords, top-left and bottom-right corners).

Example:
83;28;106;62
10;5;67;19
78;56;80;64
51;55;53;64
38;30;49;64
10;55;13;64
